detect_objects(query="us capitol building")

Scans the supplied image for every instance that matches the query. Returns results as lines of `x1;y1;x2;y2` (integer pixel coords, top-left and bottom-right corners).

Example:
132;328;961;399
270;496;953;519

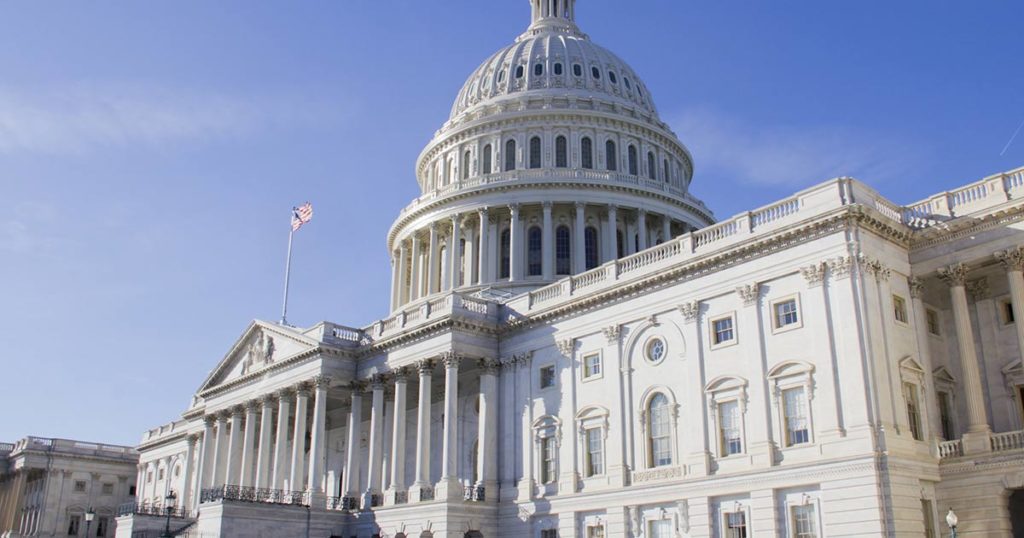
115;1;1024;537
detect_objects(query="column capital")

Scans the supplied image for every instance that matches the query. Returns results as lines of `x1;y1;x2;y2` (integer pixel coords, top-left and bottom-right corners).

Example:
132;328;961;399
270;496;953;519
995;247;1024;272
370;373;389;390
575;201;586;210
258;394;277;407
294;382;311;397
348;380;367;395
908;276;925;299
677;301;700;323
216;410;231;422
450;213;462;225
800;263;826;287
276;387;295;400
416;358;436;375
938;263;970;287
556;338;575;358
508;203;520;214
230;405;245;417
187;434;200;446
312;374;332;390
602;325;621;344
968;278;990;301
478;358;501;376
736;283;760;306
392;366;411;383
204;415;218;427
244;400;260;413
542;201;553;211
440;351;462;369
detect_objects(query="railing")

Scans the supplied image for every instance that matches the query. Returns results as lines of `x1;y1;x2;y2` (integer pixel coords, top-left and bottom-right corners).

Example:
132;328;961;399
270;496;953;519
199;485;308;507
463;485;485;502
419;488;435;501
370;493;383;507
938;439;963;459
117;503;189;519
394;491;408;505
991;430;1024;452
0;442;13;453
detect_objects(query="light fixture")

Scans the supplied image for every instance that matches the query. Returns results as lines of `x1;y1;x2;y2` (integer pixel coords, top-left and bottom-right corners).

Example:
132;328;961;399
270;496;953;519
84;508;95;523
946;508;958;538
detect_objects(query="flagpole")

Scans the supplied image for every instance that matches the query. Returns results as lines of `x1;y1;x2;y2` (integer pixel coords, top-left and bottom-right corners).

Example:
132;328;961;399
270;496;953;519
280;226;295;326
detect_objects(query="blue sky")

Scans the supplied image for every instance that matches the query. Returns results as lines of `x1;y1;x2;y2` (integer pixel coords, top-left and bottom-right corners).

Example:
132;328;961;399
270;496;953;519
1;1;1022;446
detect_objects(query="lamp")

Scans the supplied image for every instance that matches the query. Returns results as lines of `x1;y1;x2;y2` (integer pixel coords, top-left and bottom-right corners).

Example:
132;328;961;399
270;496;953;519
160;491;177;537
946;508;958;538
84;508;95;537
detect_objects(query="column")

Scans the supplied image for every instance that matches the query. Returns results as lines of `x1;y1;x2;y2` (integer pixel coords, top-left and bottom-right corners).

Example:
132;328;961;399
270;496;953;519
363;376;386;508
389;251;400;311
464;221;477;286
662;215;672;243
289;385;310;491
212;413;228;487
937;263;992;454
224;407;244;486
498;360;518;501
136;464;145;503
410;234;423;301
605;204;618;262
637;209;648;251
908;278;941;447
385;368;410;505
397;244;410;306
542;202;554;280
272;389;292;490
509;204;522;281
410;360;434;502
427;223;439;295
180;434;197;510
476;360;500;500
574;202;586;273
308;375;330;499
200;416;216;489
996;247;1024;363
254;396;275;489
478;208;490;285
449;214;462;290
436;353;462;499
238;401;258;488
343;383;365;498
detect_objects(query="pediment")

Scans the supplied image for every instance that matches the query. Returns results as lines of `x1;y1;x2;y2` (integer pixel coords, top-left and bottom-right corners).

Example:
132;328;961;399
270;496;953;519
196;320;322;394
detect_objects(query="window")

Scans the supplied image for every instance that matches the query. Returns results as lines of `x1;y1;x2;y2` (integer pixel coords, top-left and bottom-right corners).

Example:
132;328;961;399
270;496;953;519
773;297;800;330
499;229;511;279
573;63;582;77
664;159;670;183
719;400;743;456
926;308;940;335
649;520;672;538
647;151;657;180
96;516;110;537
146;471;153;483
534;63;544;76
648;394;672;467
482;144;492;174
555;135;568;168
1003;300;1016;324
646;338;666;363
555;225;571;275
938;391;955;440
583;352;602;379
783;387;810;446
893;295;908;324
608;71;617;84
581;137;594;169
791;504;817;538
554;62;563;75
624;77;632;90
724;511;747;538
540;436;557;484
505;139;517;171
616;230;624;258
585;428;604;476
587;526;605;538
540;365;556;389
542;530;559;538
591;66;601;79
528;226;543;276
74;480;87;492
102;482;114;495
529;136;542;169
515;65;524;79
903;382;923;441
627;145;638;175
584;226;599;270
462;150;471;180
605;140;617;171
67;515;80;536
921;499;936;538
712;315;736;346
129;485;136;496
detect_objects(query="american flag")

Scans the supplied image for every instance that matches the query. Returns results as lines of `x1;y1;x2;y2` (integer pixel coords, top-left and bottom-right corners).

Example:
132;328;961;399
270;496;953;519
291;202;313;232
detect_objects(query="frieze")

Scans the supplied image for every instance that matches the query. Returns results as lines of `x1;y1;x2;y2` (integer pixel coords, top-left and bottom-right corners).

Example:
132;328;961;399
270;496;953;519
631;465;683;483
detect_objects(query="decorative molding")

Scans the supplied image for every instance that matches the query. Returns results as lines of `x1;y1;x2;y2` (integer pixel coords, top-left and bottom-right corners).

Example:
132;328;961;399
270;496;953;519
800;263;826;287
736;283;759;306
602;325;621;344
556;339;575;357
938;263;970;287
995;247;1024;272
908;277;925;299
677;301;699;323
631;465;683;483
827;256;855;280
478;358;501;376
968;278;990;301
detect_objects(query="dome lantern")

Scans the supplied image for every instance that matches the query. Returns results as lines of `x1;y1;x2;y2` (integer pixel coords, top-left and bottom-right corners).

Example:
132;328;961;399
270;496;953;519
530;0;576;25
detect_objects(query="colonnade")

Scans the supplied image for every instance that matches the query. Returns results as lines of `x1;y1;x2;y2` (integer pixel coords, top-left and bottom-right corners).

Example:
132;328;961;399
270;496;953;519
390;202;682;310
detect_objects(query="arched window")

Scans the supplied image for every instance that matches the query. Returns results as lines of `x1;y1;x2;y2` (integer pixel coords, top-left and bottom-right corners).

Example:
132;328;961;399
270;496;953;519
609;71;618;85
648;394;672;467
515;65;524;79
505;139;517;171
584;226;599;270
581;137;593;169
529;136;542;169
591;66;601;79
555;225;571;275
573;64;583;77
605;140;617;171
498;69;506;83
482;144;492;174
664;159;670;183
527;226;542;276
500;229;511;279
534;63;544;76
627;145;638;175
438;245;448;291
647;151;656;180
555;136;568;168
554;62;563;75
463;150;472;180
459;238;466;286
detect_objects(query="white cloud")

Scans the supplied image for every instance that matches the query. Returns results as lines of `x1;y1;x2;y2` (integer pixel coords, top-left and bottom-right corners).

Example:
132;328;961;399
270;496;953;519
0;82;342;155
671;107;924;187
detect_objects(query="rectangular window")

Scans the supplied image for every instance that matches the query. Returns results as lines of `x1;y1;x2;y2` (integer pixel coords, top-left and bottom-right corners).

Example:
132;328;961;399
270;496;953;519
724;511;747;538
541;530;558;538
791;504;817;538
102;483;114;495
774;298;800;329
926;309;941;335
712;316;735;346
904;382;922;441
585;428;604;477
719;400;743;456
541;436;557;484
74;480;87;493
1004;301;1016;324
96;516;109;537
67;515;80;535
586;526;605;538
922;499;936;538
783;387;810;446
938;391;955;440
649;520;673;538
129;485;136;496
583;353;602;379
893;295;908;324
540;365;557;389
158;468;165;480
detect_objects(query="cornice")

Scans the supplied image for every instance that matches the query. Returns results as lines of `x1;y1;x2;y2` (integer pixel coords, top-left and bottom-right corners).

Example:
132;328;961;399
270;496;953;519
197;346;349;400
909;202;1024;251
